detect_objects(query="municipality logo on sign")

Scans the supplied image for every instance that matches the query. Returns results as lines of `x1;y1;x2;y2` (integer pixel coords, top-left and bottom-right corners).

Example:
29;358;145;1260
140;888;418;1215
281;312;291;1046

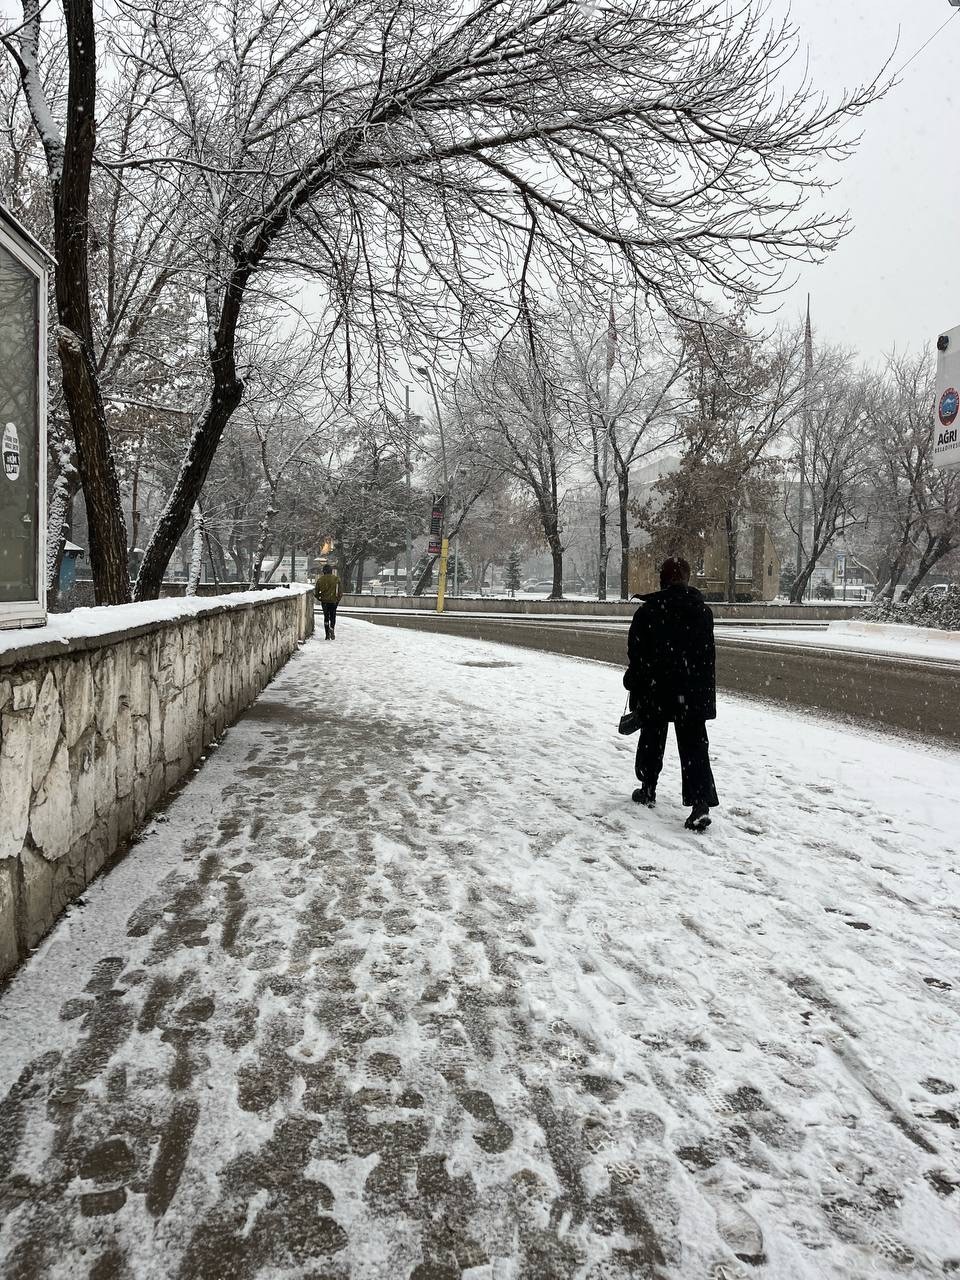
939;387;960;428
937;389;960;449
2;422;20;481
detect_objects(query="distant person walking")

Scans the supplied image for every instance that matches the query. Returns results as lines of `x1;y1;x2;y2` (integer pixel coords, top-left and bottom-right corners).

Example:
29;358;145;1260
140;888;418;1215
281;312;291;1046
623;556;719;831
315;564;343;640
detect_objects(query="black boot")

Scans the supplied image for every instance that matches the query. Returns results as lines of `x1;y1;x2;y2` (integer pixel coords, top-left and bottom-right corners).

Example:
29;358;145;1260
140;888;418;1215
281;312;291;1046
632;785;656;808
684;805;711;832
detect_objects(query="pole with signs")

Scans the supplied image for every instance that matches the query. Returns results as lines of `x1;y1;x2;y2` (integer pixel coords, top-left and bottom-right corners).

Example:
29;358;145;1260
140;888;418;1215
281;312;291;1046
427;493;449;612
436;538;450;613
933;327;960;470
415;364;451;610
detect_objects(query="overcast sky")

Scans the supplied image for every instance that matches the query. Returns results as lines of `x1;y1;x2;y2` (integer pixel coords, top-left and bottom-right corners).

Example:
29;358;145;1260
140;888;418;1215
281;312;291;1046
772;1;960;362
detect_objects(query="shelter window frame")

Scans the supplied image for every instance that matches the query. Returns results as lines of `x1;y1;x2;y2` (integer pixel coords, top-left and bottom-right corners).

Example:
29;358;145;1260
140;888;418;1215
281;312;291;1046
0;211;48;631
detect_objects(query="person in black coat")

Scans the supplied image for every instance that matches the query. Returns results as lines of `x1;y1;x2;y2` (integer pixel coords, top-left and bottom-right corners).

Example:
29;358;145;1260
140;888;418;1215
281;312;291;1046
623;556;719;831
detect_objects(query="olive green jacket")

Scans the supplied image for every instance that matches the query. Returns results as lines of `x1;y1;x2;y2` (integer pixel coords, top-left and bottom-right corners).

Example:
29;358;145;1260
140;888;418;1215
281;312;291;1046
315;573;343;604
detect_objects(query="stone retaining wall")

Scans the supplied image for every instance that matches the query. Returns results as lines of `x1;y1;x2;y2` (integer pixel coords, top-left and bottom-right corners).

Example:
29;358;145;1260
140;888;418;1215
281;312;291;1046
0;589;313;980
341;594;865;622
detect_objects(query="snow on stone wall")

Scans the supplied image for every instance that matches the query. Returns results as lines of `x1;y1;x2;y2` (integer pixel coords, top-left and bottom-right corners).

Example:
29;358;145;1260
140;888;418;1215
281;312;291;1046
0;588;314;979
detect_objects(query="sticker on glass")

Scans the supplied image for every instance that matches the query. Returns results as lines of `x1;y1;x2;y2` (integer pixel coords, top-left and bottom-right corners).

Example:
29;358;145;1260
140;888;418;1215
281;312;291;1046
2;422;20;481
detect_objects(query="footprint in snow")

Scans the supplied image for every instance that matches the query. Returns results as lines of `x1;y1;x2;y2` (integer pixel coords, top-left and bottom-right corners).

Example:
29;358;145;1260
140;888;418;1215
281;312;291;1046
921;1077;955;1095
711;1194;766;1266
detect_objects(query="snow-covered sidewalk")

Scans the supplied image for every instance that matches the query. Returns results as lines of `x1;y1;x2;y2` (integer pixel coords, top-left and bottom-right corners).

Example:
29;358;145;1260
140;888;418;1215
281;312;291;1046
1;620;958;1279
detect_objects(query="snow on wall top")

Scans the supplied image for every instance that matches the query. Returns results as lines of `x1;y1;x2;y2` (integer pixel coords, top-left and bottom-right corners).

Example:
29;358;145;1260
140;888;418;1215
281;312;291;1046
0;587;311;669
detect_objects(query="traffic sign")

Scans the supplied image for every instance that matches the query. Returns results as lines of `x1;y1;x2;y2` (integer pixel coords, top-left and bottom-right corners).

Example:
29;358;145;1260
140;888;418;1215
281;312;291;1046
428;494;445;555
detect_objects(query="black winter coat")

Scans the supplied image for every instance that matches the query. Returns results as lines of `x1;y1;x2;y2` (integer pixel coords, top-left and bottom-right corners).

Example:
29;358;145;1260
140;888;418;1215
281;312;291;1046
623;584;717;722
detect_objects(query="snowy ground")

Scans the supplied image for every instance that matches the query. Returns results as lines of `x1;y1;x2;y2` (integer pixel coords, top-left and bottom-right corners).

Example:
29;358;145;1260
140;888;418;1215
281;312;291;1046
1;620;958;1279
718;621;960;664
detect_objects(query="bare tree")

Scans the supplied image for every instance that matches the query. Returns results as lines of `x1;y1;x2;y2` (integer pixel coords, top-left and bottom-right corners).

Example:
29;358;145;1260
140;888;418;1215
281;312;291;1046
900;466;960;599
2;17;205;599
3;0;131;602
562;304;686;599
800;352;960;602
863;355;933;600
457;484;537;595
236;335;340;584
782;348;874;602
465;335;575;599
98;0;884;598
641;315;802;601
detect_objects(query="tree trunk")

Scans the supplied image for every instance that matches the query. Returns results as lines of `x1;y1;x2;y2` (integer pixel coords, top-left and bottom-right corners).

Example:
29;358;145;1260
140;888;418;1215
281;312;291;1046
211;535;228;584
129;429;145;552
617;470;630;599
790;560;816;604
263;545;286;582
251;499;277;585
52;0;131;605
548;535;564;600
413;556;435;595
900;536;952;600
881;540;913;600
355;555;366;594
134;374;244;598
229;543;245;582
204;528;221;587
185;507;204;596
724;511;737;603
46;455;80;609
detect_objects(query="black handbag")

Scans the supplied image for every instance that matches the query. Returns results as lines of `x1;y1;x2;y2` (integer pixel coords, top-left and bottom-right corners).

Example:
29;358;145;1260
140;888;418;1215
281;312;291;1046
618;695;642;736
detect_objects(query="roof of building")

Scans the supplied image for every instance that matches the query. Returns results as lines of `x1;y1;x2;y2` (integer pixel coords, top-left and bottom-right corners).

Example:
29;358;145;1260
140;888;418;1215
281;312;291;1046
0;203;55;267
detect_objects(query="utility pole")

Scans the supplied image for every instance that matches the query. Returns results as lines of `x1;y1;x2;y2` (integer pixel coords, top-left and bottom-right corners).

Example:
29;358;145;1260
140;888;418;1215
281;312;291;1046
797;294;812;594
599;297;616;601
404;385;413;597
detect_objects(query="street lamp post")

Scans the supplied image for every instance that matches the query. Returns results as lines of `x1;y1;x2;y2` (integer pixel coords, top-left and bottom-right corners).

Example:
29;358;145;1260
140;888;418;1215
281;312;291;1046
415;365;451;612
404;385;413;596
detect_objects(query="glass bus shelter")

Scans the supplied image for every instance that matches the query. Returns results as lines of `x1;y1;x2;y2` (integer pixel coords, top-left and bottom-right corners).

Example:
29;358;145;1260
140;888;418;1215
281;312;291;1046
0;204;51;630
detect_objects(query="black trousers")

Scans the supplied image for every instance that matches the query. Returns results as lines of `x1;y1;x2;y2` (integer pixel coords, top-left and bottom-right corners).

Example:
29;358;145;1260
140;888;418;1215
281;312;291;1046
321;602;338;636
635;716;719;808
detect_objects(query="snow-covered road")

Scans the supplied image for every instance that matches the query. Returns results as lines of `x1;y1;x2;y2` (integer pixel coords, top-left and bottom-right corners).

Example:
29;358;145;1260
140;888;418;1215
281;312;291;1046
1;620;958;1279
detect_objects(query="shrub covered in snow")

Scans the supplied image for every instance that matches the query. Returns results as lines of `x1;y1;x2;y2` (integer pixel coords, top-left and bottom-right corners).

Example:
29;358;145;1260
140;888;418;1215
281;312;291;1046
865;586;960;631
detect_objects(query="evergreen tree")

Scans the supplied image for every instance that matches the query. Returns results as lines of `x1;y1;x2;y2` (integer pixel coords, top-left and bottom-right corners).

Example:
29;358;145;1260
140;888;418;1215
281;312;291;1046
505;545;522;596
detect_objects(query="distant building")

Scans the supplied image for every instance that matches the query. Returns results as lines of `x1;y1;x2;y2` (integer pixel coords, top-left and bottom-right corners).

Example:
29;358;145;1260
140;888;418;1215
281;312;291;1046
628;521;780;602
